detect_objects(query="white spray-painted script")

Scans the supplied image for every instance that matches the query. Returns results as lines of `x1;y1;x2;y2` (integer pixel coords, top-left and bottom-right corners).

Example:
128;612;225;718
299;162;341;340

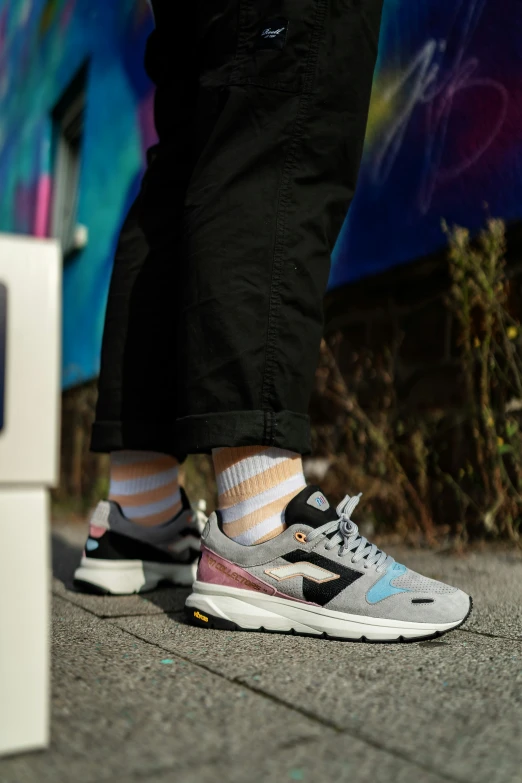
371;0;508;213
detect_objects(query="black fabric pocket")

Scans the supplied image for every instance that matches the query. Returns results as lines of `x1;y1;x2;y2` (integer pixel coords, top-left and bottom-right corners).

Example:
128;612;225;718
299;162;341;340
230;0;324;93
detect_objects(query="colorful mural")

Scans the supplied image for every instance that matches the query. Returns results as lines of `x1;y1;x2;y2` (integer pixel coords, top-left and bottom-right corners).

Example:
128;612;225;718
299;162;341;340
330;0;522;286
0;0;155;386
1;0;521;384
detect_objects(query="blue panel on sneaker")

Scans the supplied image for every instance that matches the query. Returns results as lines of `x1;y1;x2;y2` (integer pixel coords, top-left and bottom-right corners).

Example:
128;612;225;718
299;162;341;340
366;563;409;604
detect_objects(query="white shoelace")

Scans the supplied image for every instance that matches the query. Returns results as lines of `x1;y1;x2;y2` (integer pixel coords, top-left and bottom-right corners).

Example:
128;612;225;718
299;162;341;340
305;494;392;571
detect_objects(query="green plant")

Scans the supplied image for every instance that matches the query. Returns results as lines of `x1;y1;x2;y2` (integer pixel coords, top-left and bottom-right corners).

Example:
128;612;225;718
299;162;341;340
311;337;437;544
442;219;522;541
311;219;521;545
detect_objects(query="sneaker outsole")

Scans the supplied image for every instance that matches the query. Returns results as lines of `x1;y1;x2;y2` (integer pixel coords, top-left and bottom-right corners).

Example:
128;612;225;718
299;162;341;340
185;596;473;644
73;559;198;595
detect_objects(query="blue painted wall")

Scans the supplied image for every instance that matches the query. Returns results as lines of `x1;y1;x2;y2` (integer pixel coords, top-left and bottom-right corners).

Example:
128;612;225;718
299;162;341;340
0;0;155;387
1;0;521;385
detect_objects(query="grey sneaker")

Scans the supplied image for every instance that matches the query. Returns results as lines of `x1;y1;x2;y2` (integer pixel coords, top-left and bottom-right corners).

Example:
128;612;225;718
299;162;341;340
186;486;472;642
74;488;205;595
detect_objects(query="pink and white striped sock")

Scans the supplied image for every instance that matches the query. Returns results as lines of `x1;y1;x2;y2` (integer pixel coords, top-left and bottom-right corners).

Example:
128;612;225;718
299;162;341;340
108;451;182;526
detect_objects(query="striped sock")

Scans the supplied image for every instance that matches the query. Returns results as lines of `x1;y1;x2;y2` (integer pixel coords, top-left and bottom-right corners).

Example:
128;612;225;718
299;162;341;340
108;451;182;526
212;446;306;545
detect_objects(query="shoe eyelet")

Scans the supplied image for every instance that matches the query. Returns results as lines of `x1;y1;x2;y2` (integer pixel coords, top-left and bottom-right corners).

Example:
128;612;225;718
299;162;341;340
294;531;308;544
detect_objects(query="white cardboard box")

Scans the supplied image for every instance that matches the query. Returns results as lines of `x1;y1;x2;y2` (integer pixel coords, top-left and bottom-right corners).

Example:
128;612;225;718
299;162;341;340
0;234;61;757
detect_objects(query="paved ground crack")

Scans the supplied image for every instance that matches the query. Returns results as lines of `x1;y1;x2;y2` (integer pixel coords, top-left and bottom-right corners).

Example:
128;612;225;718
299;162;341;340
86;604;475;782
53;592;496;783
459;628;520;641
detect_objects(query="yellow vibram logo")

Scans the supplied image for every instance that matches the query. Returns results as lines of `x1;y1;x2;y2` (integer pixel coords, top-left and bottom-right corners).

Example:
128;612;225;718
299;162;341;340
194;610;209;622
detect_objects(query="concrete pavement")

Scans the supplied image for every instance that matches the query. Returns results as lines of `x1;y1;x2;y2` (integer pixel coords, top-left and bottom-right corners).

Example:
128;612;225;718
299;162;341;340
1;524;521;783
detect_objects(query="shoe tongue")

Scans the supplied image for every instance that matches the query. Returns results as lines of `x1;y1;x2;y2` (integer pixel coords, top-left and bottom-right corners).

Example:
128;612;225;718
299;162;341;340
284;486;338;529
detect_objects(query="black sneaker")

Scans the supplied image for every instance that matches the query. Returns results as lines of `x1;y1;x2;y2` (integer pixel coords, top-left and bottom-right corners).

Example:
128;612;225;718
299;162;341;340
73;488;204;595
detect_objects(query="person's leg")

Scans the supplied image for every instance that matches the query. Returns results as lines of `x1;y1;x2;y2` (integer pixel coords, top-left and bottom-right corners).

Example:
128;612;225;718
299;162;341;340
90;0;205;522
108;452;182;525
161;1;383;544
213;447;306;544
91;1;202;458
76;4;204;593
90;197;178;457
91;0;383;555
173;0;385;458
185;5;471;640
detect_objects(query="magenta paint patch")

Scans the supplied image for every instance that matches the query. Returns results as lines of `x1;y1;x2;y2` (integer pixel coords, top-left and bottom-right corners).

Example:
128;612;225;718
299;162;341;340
33;174;51;237
60;0;76;31
138;90;157;159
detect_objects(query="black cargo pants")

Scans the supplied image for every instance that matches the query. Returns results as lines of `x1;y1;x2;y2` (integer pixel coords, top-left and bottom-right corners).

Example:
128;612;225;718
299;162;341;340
91;0;384;460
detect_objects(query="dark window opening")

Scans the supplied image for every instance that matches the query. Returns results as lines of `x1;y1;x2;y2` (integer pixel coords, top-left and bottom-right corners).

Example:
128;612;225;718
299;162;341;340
51;65;88;258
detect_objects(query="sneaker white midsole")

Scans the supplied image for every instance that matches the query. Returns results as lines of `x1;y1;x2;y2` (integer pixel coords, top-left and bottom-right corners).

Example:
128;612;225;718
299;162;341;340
74;557;197;594
186;581;466;640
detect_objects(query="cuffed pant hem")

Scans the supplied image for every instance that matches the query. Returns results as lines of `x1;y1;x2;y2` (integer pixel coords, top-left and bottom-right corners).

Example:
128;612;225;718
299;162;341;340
173;410;311;455
90;420;186;461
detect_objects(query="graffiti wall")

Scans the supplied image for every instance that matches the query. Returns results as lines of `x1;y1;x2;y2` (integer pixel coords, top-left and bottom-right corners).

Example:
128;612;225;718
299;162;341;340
330;0;522;287
0;0;155;386
1;0;521;383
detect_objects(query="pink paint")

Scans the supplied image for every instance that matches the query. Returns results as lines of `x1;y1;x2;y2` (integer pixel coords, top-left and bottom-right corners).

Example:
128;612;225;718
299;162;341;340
138;89;158;161
60;0;76;31
198;547;319;605
0;7;7;52
33;174;51;237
